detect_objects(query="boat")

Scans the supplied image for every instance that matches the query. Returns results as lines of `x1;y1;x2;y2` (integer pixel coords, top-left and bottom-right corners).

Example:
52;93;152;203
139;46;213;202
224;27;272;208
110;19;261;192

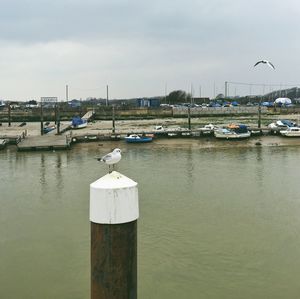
0;139;7;150
71;116;88;129
154;125;165;132
125;134;153;143
43;124;56;134
198;124;216;135
214;124;251;139
280;126;300;137
268;119;296;129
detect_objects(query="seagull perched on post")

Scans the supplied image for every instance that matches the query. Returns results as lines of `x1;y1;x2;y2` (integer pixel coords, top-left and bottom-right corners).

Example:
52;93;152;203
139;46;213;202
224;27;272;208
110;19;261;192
97;148;122;173
254;60;275;70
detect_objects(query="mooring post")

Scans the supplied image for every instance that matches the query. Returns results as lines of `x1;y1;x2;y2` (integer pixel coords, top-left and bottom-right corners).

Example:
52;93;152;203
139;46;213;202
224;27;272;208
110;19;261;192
8;103;11;127
90;171;139;299
258;99;262;128
112;105;116;134
188;106;191;130
40;101;44;135
56;102;60;135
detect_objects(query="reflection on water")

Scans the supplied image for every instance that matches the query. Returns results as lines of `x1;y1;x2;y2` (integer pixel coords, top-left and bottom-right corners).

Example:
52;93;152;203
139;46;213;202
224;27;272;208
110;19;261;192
1;142;300;299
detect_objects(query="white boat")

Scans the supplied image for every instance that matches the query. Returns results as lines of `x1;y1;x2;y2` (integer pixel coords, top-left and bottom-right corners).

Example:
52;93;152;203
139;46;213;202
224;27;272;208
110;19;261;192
198;124;216;135
71;116;88;129
268;119;296;129
214;124;251;139
154;125;165;132
280;126;300;137
0;139;7;149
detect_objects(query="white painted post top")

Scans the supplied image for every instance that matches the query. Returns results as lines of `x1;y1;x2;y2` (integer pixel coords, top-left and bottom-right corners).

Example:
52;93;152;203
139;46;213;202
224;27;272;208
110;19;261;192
90;171;139;224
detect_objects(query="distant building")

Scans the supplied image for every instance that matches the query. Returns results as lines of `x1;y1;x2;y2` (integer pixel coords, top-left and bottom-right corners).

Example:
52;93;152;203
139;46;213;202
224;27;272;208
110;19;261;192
136;98;160;108
68;99;81;108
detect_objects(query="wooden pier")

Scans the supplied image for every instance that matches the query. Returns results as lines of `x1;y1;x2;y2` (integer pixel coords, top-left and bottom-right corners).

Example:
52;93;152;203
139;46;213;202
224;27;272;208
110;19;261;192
0;131;26;144
17;134;71;151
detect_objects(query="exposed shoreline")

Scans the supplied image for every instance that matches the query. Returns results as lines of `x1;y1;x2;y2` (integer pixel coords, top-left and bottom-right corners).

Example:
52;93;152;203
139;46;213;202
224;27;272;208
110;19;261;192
1;117;300;150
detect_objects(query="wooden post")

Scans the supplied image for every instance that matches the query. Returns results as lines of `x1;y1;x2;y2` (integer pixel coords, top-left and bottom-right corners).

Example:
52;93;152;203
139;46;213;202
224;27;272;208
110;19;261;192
112;106;116;134
188;106;191;130
90;171;139;299
258;99;262;128
40;101;44;135
56;102;60;135
8;103;11;127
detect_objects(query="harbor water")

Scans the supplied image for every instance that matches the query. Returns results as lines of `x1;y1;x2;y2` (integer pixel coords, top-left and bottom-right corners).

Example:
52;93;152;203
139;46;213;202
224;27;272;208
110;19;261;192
1;140;300;299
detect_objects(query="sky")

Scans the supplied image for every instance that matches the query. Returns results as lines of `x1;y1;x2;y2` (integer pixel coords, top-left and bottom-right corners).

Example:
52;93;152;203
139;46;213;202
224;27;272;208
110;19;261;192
1;0;300;101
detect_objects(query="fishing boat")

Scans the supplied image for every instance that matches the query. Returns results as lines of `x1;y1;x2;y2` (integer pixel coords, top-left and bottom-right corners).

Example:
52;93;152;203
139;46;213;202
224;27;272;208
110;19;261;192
280;126;300;137
214;124;251;139
125;134;153;143
71;116;88;129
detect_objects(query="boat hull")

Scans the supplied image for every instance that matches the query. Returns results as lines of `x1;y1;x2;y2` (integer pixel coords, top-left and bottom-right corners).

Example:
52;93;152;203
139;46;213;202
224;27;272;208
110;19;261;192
280;128;300;137
72;122;87;129
214;131;251;139
125;137;152;143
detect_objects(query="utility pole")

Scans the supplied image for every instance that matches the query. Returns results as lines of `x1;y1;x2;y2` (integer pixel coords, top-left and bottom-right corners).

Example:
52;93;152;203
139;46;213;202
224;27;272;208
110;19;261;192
66;85;69;102
225;81;228;98
190;84;193;105
106;85;109;106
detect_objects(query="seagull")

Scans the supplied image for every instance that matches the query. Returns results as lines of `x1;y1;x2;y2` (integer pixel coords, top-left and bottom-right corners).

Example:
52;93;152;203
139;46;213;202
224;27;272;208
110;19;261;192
254;60;275;70
97;148;122;173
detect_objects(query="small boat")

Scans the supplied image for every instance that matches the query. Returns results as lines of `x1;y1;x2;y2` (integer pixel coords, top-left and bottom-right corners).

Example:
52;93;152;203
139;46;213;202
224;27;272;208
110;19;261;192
43;124;56;134
268;119;296;129
125;134;153;143
214;124;251;139
280;126;300;137
0;139;7;150
154;125;165;132
198;124;216;135
71;116;88;129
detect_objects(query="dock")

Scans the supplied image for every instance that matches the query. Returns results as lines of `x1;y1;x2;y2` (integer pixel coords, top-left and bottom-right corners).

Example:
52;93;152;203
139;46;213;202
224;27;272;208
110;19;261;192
17;134;71;151
0;131;26;144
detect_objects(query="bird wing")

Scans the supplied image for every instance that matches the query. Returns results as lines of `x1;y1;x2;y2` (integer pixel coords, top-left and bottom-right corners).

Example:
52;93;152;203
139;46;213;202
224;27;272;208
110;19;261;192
254;61;264;67
267;61;275;69
101;153;113;162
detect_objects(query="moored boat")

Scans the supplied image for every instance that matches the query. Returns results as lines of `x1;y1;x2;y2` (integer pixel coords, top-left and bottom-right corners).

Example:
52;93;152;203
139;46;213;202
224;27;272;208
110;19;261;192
125;134;153;143
198;124;216;135
214;124;251;139
268;119;296;129
43;124;56;134
280;126;300;137
71;116;88;129
0;139;7;150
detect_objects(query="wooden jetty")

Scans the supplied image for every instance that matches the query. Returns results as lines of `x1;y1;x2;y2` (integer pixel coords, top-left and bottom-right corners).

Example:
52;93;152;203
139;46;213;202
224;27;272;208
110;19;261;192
0;131;26;144
17;134;71;151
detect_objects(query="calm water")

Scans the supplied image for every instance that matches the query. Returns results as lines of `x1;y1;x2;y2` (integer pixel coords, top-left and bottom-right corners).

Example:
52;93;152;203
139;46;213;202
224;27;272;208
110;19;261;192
1;141;300;299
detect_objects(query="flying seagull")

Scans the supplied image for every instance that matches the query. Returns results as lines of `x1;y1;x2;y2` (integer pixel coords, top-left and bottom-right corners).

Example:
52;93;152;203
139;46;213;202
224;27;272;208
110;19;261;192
98;148;122;173
254;60;275;70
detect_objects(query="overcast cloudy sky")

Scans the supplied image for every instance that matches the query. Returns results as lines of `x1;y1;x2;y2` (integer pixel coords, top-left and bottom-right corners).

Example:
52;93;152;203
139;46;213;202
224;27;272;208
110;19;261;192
1;0;300;101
